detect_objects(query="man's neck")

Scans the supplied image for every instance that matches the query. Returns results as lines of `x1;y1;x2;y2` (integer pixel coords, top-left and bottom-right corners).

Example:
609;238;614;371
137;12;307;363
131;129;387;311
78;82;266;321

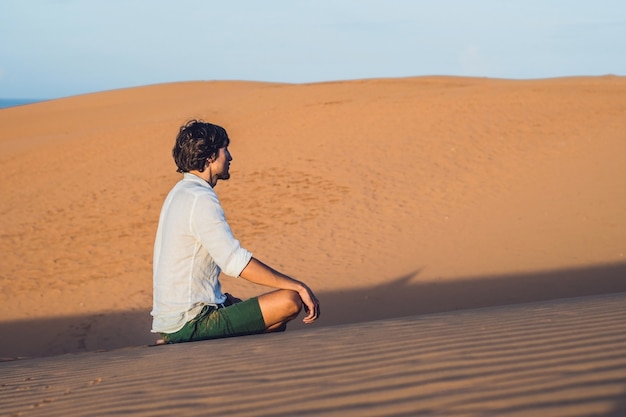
188;170;216;187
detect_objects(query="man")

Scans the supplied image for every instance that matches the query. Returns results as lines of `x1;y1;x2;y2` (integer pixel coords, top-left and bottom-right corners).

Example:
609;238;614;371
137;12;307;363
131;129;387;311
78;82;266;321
151;119;320;343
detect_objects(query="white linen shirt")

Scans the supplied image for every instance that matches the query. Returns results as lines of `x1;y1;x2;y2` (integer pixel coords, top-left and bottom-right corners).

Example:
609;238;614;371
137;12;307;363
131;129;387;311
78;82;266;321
151;173;252;334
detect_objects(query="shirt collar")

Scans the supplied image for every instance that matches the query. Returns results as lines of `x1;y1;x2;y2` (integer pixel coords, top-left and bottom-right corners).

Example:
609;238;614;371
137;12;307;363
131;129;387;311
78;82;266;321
183;172;213;188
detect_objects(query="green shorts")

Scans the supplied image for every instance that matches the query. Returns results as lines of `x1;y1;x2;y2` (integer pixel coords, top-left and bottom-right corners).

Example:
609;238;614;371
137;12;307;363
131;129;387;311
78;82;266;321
161;297;266;344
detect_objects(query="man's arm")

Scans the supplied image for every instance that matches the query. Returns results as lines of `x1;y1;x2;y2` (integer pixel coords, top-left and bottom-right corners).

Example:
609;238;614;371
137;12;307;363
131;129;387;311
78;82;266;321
239;257;320;323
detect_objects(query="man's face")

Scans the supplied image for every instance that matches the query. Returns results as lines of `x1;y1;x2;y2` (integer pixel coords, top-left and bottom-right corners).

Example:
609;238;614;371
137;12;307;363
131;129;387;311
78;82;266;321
213;146;232;181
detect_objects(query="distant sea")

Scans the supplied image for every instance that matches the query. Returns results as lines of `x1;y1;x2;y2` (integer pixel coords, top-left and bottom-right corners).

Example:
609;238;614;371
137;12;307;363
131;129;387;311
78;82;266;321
0;98;46;109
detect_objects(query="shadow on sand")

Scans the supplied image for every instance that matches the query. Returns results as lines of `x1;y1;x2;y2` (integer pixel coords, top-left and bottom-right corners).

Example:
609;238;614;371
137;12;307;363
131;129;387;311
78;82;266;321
2;261;626;361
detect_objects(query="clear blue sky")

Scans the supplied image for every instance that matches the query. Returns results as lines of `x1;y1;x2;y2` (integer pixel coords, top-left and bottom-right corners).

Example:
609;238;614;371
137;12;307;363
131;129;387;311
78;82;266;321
1;0;625;99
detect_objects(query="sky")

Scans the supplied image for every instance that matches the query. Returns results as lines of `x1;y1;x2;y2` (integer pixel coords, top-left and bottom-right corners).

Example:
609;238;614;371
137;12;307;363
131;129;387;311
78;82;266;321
1;0;625;99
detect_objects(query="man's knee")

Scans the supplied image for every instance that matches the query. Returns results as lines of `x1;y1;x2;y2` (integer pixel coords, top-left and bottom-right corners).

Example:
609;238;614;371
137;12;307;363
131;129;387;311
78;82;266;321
284;290;303;318
258;289;303;327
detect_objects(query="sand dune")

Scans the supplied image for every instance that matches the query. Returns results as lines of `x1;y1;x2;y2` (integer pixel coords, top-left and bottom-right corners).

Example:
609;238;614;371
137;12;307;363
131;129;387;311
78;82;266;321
2;293;625;416
0;76;625;362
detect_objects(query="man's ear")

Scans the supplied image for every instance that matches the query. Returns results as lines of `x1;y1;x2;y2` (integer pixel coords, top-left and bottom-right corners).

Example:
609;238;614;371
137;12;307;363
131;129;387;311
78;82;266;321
202;158;212;172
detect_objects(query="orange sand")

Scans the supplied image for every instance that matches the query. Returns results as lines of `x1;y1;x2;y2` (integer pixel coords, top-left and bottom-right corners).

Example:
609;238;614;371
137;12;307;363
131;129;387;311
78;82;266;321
0;76;625;361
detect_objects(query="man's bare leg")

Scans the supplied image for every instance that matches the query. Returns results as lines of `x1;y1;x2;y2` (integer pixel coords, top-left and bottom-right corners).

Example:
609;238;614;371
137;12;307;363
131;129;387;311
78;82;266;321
257;289;302;332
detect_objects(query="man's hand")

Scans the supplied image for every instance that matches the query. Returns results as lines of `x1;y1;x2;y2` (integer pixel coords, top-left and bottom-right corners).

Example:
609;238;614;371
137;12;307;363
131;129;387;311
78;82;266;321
298;284;320;324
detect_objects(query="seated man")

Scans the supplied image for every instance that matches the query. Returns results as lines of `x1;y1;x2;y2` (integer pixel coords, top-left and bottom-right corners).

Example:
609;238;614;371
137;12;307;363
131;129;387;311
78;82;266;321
151;120;320;343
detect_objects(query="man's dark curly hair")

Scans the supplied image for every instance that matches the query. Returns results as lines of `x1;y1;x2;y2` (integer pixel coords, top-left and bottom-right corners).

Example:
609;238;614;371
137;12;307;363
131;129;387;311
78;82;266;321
172;120;230;173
